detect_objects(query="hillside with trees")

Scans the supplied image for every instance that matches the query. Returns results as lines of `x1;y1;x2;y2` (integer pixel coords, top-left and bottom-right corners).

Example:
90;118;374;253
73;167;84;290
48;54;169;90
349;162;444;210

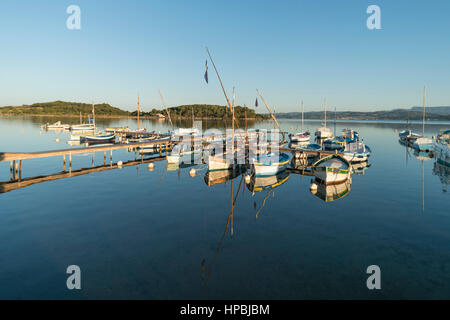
0;101;130;116
133;104;269;119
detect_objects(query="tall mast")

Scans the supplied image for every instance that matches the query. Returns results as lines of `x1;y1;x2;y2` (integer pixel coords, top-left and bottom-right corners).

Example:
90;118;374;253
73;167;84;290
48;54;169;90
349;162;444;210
301;100;304;131
422;86;426;137
256;89;280;130
205;47;239;130
137;93;140;131
92;103;95;132
324;98;327;128
158;90;173;129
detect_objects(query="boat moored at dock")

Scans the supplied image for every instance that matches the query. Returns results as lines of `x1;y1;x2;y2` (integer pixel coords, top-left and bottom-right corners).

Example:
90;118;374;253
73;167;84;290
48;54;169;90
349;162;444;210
312;154;350;185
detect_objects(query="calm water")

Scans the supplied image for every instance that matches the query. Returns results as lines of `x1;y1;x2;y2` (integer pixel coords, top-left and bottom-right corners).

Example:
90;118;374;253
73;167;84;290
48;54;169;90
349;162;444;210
0;116;449;299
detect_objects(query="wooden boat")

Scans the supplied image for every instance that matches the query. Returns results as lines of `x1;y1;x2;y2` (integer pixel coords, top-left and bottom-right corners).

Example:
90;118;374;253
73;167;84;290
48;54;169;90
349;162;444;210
71;123;94;132
167;148;202;165
251;152;290;177
312;154;350;185
208;149;245;171
343;141;371;163
413;137;434;152
84;133;116;144
42;121;70;130
247;170;290;192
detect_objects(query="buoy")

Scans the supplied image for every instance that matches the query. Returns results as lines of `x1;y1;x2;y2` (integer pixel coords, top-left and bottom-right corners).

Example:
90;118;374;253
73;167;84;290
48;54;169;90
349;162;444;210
117;160;123;168
55;138;60;142
148;163;154;171
310;182;318;194
189;168;196;177
245;174;251;184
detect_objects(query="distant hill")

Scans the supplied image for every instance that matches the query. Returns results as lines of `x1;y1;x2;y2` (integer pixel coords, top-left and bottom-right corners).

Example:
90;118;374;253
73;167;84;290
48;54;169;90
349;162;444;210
0;101;130;116
275;107;450;121
135;104;269;119
410;106;450;115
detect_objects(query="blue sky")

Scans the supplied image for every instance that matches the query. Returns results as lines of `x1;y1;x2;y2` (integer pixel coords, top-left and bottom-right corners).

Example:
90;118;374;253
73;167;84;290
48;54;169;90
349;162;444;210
0;0;449;112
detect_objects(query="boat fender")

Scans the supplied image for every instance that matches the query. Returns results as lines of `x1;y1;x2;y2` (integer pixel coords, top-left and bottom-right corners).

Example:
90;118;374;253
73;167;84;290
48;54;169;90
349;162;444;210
117;161;123;168
189;168;196;177
148;163;154;171
310;182;318;193
244;174;251;184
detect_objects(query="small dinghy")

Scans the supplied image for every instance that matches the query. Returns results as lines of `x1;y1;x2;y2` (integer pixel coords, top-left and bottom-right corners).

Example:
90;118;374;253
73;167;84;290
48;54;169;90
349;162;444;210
312;154;350;185
84;133;116;144
295;143;321;158
251;152;290;177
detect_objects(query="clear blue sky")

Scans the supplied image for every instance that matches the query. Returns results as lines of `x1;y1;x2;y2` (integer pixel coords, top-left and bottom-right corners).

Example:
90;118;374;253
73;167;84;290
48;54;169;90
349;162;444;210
0;0;449;112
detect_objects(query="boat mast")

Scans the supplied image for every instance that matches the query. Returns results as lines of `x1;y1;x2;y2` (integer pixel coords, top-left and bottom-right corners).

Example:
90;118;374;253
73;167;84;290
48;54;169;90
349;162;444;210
324;98;327;128
205;47;239;130
137;93;140;131
158;90;173;129
92;103;96;133
256;89;280;130
334;106;337;136
301;100;304;132
422;86;426;137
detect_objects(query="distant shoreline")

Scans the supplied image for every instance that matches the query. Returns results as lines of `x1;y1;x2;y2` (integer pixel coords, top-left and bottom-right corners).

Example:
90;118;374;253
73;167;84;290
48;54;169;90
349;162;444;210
0;114;262;120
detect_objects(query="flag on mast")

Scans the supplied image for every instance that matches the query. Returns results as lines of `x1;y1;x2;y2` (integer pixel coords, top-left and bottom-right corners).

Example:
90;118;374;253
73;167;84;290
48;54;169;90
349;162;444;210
204;60;209;83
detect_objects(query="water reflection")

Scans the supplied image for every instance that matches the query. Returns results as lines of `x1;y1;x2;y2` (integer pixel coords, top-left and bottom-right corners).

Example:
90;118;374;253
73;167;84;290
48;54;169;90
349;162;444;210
311;178;352;202
433;161;450;193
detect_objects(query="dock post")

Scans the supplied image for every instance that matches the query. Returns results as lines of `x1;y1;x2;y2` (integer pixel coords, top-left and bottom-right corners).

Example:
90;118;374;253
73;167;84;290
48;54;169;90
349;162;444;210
92;152;95;167
63;155;66;171
18;160;22;181
10;160;13;180
69;153;72;173
110;149;113;165
104;151;106;165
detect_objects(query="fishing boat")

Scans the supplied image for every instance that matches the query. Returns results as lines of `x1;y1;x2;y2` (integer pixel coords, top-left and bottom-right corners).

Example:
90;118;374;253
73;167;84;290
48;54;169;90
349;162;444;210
342;129;359;141
290;100;311;143
247;170;290;192
312;154;350;185
250;152;290;177
323;137;346;150
413;86;434;152
41;121;70;130
84;133;116;144
311;179;351;202
437;129;450;142
315;99;333;140
138;136;171;153
342;141;371;163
